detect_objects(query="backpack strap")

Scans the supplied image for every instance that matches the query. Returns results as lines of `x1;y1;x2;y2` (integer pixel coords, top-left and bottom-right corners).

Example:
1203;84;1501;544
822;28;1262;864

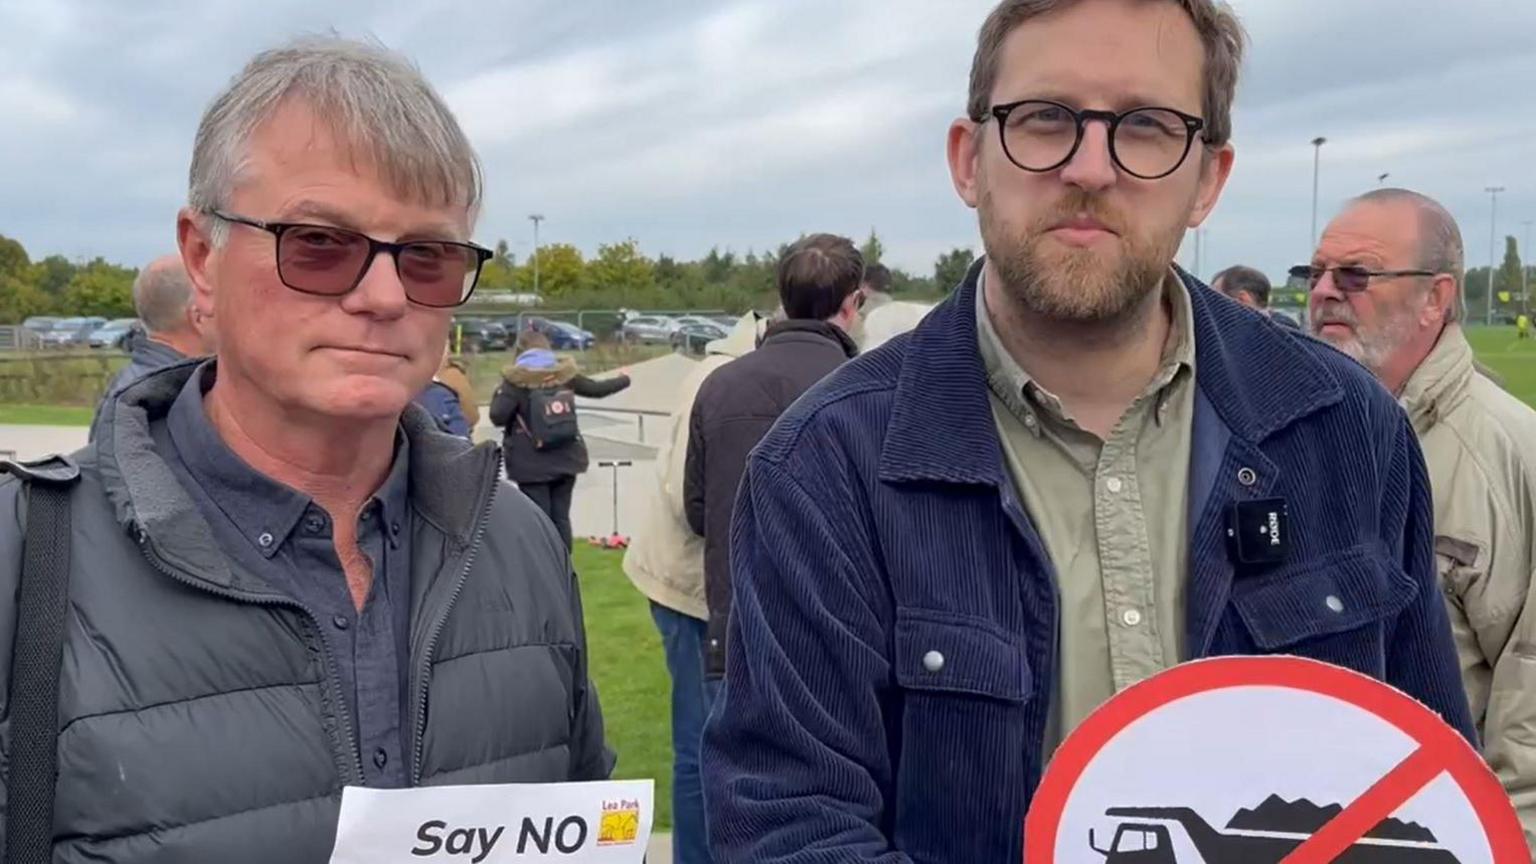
2;455;80;864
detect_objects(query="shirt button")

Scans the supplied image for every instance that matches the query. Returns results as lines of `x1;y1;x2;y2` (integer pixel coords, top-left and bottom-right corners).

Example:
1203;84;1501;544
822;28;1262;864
1325;595;1345;614
256;531;274;548
1023;414;1037;428
1122;608;1143;627
303;513;327;534
332;614;350;631
390;521;402;536
922;650;945;673
373;748;389;769
1105;477;1124;494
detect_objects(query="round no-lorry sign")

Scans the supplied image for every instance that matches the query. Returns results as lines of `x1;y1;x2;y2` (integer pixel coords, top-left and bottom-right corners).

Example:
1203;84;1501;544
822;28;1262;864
1024;656;1524;863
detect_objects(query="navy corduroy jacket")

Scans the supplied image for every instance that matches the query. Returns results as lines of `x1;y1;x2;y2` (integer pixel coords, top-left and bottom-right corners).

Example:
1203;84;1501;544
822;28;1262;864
701;262;1475;863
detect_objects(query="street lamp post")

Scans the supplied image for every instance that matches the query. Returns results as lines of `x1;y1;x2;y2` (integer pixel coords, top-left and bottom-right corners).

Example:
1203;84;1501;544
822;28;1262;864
1485;187;1503;326
1523;220;1533;316
1310;137;1327;251
528;214;545;298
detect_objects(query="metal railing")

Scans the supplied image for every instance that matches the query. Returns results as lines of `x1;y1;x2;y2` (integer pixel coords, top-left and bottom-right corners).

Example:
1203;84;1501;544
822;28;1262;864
456;308;732;341
576;404;670;444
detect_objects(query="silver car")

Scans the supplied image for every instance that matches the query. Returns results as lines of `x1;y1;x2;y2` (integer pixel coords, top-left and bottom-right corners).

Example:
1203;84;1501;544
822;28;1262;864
619;315;675;345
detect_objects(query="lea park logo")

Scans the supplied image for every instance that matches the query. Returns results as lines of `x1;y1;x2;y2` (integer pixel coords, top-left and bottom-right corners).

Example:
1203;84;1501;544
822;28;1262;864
597;798;642;846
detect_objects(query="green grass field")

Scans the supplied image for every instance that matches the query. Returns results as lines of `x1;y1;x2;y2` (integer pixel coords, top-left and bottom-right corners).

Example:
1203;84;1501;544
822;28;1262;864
572;544;673;830
1466;326;1536;408
0;404;95;425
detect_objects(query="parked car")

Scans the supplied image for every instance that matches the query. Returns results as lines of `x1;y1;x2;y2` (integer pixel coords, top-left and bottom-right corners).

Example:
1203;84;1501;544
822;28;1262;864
529;318;596;351
40;316;106;348
618;315;675;345
451;318;509;352
21;316;60;333
666;314;719;334
672;321;729;355
88;318;141;349
498;316;596;351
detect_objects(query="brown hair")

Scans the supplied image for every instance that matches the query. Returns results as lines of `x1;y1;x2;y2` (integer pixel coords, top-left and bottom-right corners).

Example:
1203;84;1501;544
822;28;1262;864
777;234;865;321
515;329;551;352
967;0;1247;146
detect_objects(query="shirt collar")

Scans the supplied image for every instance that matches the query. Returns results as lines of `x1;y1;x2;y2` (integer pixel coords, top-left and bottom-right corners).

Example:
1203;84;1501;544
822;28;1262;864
166;361;412;558
975;267;1196;436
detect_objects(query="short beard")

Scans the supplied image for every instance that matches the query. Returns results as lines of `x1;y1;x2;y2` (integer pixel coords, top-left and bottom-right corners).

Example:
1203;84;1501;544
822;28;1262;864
980;187;1181;325
1313;298;1421;375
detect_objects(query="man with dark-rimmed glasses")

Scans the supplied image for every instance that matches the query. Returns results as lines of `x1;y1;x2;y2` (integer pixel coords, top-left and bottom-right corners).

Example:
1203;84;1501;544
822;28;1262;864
1306;188;1536;849
702;1;1473;860
0;37;611;862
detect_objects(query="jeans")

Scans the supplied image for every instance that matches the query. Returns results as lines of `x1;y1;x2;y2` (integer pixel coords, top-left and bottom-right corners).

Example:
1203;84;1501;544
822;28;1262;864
519;475;577;549
650;601;713;864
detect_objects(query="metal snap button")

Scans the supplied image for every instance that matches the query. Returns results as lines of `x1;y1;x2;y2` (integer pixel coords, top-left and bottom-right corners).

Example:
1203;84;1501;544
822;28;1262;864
1325;595;1345;614
1237;467;1258;487
922;650;945;673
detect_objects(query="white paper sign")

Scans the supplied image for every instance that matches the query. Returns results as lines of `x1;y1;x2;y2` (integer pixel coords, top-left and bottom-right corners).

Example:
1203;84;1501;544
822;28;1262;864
328;780;654;864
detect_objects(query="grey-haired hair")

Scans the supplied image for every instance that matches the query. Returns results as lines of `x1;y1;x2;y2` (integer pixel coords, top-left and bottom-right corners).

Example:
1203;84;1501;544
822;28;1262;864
133;256;195;334
1349;188;1466;323
189;36;482;242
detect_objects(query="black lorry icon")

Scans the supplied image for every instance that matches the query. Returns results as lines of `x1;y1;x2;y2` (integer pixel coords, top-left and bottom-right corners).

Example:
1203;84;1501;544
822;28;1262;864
1088;795;1460;863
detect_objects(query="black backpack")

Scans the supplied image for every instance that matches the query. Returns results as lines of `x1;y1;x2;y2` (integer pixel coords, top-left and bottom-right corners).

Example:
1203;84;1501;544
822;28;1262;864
521;385;579;450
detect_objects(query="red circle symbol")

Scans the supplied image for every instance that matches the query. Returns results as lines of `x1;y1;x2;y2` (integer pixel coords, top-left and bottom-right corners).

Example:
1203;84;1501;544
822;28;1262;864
1024;657;1524;863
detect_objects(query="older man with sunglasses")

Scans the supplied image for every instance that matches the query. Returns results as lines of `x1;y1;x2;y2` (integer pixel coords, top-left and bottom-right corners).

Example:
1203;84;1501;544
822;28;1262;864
0;38;611;863
1305;188;1536;848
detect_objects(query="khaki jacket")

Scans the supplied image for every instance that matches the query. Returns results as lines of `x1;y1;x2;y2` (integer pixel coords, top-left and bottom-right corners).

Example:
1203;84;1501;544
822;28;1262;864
1403;324;1536;845
622;314;760;619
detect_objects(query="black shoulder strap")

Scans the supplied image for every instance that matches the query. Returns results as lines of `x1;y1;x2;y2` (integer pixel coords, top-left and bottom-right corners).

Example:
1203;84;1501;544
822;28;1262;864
3;456;79;864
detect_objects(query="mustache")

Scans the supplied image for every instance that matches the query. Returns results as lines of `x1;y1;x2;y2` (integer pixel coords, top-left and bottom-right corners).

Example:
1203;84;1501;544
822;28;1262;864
1028;190;1130;237
1312;303;1357;328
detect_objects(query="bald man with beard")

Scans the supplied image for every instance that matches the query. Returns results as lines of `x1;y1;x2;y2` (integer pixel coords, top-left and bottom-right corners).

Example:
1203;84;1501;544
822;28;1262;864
1307;187;1536;848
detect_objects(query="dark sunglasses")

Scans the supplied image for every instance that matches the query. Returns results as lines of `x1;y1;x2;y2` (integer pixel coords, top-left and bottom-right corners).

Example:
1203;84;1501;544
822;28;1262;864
211;210;492;308
1289;264;1436;294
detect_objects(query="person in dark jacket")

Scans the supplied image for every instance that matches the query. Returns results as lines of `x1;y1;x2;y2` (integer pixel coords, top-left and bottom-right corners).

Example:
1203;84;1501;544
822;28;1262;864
413;348;475;439
700;1;1473;861
490;330;631;549
88;254;214;441
1212;263;1301;328
684;233;863;681
0;37;611;863
415;378;472;437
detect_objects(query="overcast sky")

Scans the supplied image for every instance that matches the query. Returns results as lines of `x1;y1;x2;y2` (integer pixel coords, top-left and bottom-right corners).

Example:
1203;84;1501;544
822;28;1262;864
2;0;1533;284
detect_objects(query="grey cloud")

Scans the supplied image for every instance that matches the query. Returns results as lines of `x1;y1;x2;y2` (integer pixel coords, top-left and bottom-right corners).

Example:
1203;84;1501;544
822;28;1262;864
0;0;1531;285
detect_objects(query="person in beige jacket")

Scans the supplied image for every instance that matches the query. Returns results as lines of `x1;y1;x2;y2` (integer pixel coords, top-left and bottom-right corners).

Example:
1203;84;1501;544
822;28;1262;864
1308;187;1536;847
621;312;762;864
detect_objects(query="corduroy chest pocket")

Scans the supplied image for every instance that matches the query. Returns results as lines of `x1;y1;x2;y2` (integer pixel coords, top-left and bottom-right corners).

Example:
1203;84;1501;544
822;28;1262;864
1230;546;1416;674
890;607;1033;857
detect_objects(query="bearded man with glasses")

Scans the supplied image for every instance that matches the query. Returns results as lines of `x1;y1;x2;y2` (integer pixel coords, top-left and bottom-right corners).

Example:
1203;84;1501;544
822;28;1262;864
1306;188;1536;849
0;37;611;863
701;1;1473;860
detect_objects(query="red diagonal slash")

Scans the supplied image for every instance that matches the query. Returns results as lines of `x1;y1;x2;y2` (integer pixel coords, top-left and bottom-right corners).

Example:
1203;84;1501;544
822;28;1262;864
1279;745;1445;864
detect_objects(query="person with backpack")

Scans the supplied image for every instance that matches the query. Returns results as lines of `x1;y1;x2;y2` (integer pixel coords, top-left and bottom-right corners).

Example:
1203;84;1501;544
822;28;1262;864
490;330;631;548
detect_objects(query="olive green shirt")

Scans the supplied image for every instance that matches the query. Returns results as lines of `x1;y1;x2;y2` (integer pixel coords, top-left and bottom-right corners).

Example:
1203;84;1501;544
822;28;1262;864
976;272;1196;757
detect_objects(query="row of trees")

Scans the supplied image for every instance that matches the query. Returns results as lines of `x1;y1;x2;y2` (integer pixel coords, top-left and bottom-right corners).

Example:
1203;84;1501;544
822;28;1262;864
0;230;979;323
0;236;138;323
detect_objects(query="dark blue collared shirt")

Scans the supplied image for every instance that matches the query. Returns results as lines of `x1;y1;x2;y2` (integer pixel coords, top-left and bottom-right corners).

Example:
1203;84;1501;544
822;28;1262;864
158;363;414;787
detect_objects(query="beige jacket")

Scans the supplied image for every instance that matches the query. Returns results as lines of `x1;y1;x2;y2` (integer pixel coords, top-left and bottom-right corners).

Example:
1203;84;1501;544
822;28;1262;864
1402;324;1536;845
621;314;761;619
